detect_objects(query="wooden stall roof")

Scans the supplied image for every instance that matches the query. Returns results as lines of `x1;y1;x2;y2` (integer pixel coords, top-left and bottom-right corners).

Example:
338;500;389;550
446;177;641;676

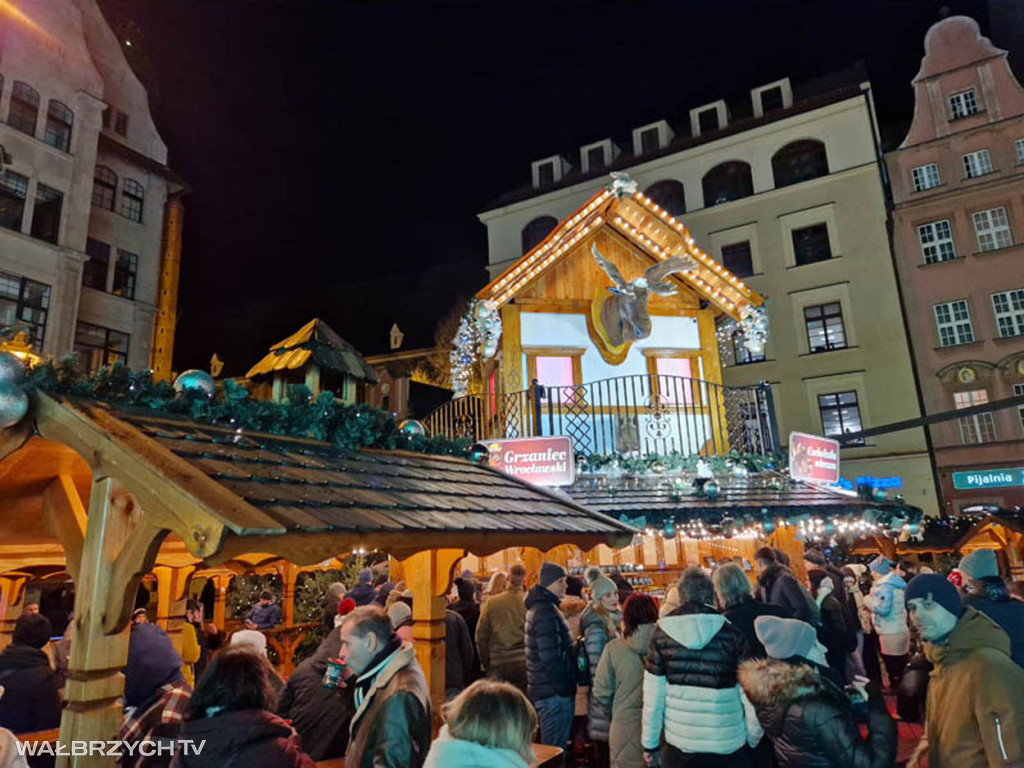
477;182;766;321
957;511;1024;552
246;318;378;383
566;475;923;522
6;393;636;566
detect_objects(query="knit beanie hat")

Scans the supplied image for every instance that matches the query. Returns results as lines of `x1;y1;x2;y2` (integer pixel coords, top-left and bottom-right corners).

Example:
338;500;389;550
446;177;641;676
959;549;999;580
358;568;372;584
585;566;603;585
754;616;818;660
803;549;826;566
869;555;892;575
230;629;268;656
904;574;962;617
388;601;412;629
337;597;356;617
539;562;567;588
13;614;52;649
590;574;617;602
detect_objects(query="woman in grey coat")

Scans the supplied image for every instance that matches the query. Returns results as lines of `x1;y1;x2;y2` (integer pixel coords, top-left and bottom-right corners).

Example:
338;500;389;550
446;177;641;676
581;568;622;767
592;594;659;768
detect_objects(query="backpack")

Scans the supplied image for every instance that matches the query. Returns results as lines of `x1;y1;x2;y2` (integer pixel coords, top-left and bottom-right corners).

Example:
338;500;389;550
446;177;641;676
573;635;590;686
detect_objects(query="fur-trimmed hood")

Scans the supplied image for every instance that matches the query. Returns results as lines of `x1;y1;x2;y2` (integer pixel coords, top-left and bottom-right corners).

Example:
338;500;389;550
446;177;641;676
738;658;841;738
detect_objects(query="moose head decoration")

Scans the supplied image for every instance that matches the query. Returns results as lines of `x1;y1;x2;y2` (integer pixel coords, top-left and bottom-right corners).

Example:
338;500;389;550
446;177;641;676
589;243;697;360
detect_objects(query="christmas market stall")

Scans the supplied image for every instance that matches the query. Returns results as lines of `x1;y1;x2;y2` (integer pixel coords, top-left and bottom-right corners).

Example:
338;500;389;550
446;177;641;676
957;510;1024;579
0;359;636;765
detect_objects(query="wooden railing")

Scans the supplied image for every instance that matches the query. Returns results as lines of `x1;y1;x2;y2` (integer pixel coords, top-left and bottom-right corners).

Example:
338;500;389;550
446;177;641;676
425;374;778;457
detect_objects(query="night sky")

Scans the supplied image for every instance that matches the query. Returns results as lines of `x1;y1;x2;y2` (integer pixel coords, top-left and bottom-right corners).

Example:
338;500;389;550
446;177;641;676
94;0;1008;377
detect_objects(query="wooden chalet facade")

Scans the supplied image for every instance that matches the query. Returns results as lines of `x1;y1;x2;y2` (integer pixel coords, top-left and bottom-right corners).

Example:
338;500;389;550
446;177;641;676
429;180;774;457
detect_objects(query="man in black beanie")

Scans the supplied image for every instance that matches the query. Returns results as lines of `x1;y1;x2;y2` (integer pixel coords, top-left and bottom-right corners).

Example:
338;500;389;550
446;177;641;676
525;561;575;758
0;613;61;736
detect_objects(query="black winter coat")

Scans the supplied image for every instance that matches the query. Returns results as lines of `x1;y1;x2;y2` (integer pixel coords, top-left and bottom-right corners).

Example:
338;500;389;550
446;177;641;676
444;610;474;693
739;657;895;768
647;603;747;688
172;710;314;768
0;643;62;733
965;577;1024;668
276;630;354;761
758;565;818;625
722;598;791;659
525;584;576;702
449;600;481;682
816;595;852;675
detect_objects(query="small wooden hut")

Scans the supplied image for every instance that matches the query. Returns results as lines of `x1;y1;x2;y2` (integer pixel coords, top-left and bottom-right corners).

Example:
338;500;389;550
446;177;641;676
246;318;379;403
0;392;635;765
957;511;1024;579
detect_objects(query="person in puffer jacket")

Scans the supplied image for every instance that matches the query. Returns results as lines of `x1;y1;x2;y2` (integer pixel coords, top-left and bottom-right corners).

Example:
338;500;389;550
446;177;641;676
642;567;762;768
739;616;896;768
580;568;621;766
525;562;577;752
863;556;909;687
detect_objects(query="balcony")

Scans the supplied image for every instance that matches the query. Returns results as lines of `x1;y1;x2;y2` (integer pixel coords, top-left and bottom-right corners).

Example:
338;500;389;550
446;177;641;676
425;373;779;457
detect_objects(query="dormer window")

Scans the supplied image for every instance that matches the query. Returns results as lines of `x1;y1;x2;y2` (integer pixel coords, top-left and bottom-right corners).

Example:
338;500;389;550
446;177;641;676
531;155;564;188
751;79;793;118
690;101;728;137
632;121;673;156
949;89;979;120
581;139;615;173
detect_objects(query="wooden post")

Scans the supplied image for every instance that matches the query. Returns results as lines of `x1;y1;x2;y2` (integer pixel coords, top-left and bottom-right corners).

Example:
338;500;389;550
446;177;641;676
697;309;730;453
0;573;29;651
60;478;166;768
152;565;195;655
211;573;231;630
401;548;464;731
281;561;299;628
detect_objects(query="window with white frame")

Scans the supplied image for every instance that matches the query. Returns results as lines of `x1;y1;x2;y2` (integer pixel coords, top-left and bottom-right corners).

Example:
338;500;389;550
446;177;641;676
973;206;1013;251
992;288;1024;337
918;220;956;264
954;389;996;444
949;89;979;119
1016;138;1024;165
934;300;975;346
1015;382;1024;434
963;149;993;178
912;164;940;191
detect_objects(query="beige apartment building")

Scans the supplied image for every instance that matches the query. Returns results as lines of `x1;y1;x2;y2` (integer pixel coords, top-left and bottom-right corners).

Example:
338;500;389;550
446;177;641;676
0;0;185;377
480;69;939;515
885;16;1024;514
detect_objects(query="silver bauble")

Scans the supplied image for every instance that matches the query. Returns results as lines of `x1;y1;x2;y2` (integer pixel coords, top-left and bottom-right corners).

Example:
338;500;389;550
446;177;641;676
703;479;721;499
0;352;25;384
0;381;29;428
468;442;490;465
173;369;216;397
398;419;427;438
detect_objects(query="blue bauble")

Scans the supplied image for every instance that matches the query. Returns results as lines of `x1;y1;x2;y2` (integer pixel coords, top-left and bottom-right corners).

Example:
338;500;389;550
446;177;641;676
0;352;25;384
173;369;215;397
872;487;889;503
704;479;721;499
398;419;427;438
468;442;490;465
0;381;28;427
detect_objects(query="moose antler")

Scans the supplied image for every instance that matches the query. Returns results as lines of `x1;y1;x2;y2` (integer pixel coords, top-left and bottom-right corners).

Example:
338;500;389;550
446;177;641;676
645;254;697;296
592;244;631;295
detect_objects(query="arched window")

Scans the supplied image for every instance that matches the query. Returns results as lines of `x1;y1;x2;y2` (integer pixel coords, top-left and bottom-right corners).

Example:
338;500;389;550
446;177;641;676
92;166;117;210
644;180;686;216
772;140;828;188
121;178;144;222
521;216;558;255
44;100;74;152
702;161;753;207
8;82;40;137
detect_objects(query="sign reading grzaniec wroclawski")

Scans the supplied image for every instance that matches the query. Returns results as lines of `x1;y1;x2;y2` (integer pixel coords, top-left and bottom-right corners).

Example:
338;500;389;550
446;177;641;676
481;436;575;487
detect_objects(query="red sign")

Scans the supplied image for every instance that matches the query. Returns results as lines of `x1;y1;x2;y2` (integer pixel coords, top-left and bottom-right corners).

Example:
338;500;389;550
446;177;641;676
789;432;841;485
482;436;575;487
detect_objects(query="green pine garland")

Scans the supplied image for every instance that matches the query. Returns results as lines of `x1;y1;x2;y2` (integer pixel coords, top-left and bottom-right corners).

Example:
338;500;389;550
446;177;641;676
24;357;472;457
580;450;785;475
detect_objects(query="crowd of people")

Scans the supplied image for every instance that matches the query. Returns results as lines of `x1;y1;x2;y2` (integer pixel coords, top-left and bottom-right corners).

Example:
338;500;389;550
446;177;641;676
1;549;1023;768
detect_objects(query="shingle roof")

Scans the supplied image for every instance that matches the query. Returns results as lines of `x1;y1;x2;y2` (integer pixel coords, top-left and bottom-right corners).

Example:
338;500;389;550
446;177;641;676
567;474;922;524
87;404;637;561
246;318;379;383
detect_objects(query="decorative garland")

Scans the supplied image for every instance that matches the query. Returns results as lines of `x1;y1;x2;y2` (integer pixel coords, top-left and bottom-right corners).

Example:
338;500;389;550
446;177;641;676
449;299;501;398
22;356;473;456
577;450;783;476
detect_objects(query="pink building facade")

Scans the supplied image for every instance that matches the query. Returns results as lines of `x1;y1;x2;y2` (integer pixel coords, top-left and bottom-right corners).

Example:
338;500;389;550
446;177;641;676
886;16;1024;514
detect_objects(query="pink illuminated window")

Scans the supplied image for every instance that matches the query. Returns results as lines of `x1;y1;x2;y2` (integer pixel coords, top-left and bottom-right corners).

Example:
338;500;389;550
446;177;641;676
534;356;575;387
655;357;694;404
